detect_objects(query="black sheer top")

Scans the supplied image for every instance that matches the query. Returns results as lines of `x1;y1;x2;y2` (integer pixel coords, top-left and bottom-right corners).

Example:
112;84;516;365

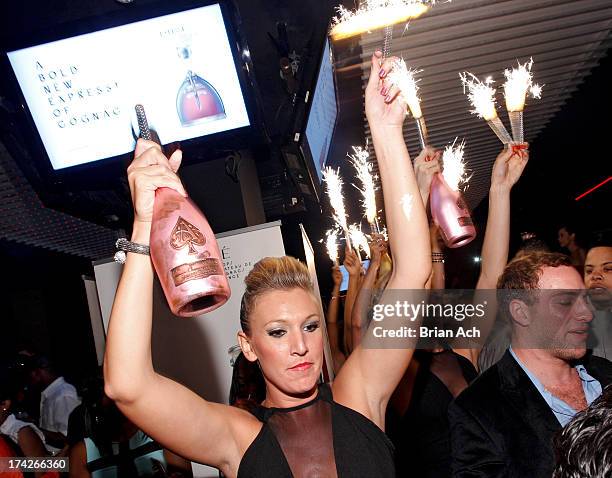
237;383;395;478
390;350;478;478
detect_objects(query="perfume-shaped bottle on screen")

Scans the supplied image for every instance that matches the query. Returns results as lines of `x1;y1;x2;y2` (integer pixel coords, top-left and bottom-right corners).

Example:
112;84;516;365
175;41;226;126
135;105;230;317
429;173;476;249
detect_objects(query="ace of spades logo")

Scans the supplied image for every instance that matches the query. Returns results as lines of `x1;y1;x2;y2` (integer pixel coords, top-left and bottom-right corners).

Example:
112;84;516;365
170;216;206;254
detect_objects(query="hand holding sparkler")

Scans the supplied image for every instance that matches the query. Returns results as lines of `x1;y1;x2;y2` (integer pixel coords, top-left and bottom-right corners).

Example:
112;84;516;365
490;143;529;192
366;52;408;133
460;72;512;145
414;146;441;205
343;245;363;277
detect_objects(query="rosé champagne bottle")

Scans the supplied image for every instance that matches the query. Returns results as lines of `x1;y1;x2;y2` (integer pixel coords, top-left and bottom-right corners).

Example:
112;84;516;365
429;172;476;249
135;105;230;317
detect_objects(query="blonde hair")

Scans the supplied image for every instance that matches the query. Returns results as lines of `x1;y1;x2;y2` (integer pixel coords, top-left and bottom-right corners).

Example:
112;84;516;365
240;256;315;334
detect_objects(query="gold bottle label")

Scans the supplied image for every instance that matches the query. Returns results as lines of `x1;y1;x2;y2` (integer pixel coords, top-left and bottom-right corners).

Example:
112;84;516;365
171;259;223;286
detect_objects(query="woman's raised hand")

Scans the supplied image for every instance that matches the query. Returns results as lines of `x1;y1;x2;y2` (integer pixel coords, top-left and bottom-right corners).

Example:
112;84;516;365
365;51;408;132
127;139;187;224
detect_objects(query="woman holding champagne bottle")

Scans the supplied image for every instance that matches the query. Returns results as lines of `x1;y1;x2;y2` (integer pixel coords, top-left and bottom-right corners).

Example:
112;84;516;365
103;51;431;477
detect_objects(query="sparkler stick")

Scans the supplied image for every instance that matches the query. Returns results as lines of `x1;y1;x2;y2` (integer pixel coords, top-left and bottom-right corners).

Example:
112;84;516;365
387;58;429;148
349;145;380;235
323;167;352;250
460;72;512;145
503;58;543;143
330;1;434;41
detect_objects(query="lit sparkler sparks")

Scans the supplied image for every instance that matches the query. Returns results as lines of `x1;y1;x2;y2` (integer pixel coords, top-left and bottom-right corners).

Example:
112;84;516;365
330;1;434;41
387;58;423;118
441;139;470;192
349;224;371;258
323;166;352;249
325;228;340;264
503;58;543;143
460;72;498;121
460;71;513;144
349;145;379;227
387;58;429;147
503;58;541;112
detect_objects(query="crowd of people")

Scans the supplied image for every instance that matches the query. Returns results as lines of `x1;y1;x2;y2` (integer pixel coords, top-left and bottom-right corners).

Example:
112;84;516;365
2;50;611;477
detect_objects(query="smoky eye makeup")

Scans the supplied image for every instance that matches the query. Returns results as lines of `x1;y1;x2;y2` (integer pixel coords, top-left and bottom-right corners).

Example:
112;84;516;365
303;320;321;332
266;328;287;338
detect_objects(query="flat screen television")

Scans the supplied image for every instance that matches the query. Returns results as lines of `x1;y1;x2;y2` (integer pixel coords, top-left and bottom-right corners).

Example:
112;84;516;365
280;33;339;209
4;1;252;171
303;37;337;182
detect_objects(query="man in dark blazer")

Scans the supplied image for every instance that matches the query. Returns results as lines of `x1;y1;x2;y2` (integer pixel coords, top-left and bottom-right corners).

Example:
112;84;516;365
449;252;612;477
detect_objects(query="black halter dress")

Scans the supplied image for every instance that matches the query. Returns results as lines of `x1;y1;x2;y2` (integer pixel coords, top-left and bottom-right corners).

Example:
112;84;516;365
237;383;395;478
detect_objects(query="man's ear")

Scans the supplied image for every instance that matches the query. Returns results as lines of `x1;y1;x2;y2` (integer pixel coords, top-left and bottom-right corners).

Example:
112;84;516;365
238;331;258;362
509;299;531;327
1;399;11;411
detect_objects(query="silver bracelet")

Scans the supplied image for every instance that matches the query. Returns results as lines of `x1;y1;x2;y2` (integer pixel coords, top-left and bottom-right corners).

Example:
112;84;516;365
114;238;150;264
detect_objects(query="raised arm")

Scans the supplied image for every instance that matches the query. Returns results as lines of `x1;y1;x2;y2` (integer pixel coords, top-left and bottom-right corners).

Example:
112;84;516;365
103;140;258;475
326;265;347;373
333;52;431;429
351;235;385;348
476;145;528;289
457;145;529;367
343;246;362;353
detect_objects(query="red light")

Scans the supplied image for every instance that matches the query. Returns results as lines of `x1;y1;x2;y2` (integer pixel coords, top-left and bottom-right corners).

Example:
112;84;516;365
574;176;612;201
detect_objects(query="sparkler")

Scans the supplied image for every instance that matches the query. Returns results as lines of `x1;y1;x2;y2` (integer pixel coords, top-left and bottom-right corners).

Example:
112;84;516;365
503;58;543;143
325;228;340;265
387;58;428;148
460;72;512;145
349;224;371;258
330;1;434;41
441;139;470;192
349;144;380;233
323;166;352;250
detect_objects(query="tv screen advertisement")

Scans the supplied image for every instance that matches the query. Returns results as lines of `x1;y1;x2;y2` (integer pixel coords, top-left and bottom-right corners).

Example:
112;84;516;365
6;3;250;170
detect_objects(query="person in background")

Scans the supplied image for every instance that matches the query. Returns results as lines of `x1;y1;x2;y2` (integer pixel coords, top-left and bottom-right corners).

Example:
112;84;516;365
325;263;347;373
0;368;53;478
342;245;363;354
69;390;192;478
553;384;612;478
584;241;612;360
449;251;612;478
558;224;586;271
388;143;528;477
25;355;81;454
0;435;24;478
228;352;266;413
348;234;387;350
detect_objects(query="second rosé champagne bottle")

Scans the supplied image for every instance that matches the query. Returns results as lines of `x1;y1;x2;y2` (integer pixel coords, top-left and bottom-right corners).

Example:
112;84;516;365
429;172;476;249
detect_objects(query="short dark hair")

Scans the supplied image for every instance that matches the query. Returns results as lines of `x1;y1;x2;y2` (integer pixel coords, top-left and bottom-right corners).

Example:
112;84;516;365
496;251;573;319
553;384;612;477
